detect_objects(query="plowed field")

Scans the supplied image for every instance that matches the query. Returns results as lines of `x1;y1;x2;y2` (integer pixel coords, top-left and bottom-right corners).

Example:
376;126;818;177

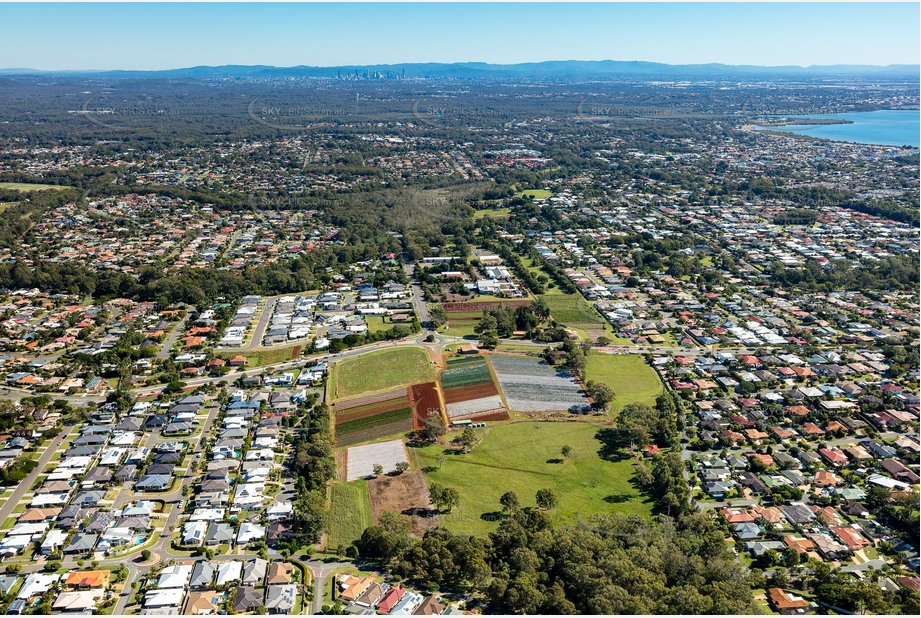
442;382;499;403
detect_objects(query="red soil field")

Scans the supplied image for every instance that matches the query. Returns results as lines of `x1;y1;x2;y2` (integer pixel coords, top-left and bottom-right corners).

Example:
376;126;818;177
458;410;510;422
409;381;442;430
442;382;499;404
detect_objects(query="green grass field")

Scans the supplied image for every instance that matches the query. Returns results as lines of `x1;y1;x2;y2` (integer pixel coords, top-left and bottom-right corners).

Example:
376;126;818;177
217;345;300;367
0;182;68;192
332;347;435;399
585;352;664;414
327;480;372;549
540;293;604;327
473;208;511;220
365;316;389;334
414;422;651;536
520;189;552;200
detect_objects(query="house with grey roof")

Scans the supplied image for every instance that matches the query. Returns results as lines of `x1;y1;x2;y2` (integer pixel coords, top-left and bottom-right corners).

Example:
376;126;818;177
266;584;298;614
135;475;171;492
205;522;234;546
63;533;98;555
189;561;215;589
782;503;816;525
232;586;263;613
733;522;762;541
242;558;267;586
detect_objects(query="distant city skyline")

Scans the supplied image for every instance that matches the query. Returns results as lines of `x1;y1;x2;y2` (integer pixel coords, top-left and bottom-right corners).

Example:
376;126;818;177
0;2;918;71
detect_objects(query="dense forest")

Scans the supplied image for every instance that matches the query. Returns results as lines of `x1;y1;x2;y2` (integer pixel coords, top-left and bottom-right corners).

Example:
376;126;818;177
354;509;757;615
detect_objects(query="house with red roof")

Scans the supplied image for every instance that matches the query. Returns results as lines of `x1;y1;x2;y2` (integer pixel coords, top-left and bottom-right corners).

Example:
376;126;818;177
830;526;870;551
818;447;848;467
375;586;405;613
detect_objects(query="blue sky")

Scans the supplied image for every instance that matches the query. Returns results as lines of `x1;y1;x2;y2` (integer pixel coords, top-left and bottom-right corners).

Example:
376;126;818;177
1;2;918;70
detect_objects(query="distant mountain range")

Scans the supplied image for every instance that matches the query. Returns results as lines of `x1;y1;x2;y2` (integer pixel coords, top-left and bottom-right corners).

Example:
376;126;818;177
0;60;918;80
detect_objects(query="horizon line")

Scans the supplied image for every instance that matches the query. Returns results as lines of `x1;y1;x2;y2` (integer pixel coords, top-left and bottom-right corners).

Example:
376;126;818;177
3;59;920;74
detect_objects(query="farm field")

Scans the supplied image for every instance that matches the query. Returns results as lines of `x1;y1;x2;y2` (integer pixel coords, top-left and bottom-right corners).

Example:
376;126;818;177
326;480;372;549
414;422;651;536
440;354;507;420
345;439;408;481
333;385;421;447
585;352;664;414
331;347;435;399
335;404;412;447
0;182;69;192
333;388;408;416
409;382;443;429
489;355;590;412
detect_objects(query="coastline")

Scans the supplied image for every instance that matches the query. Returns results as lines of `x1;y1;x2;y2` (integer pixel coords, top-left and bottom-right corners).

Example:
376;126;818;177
743;109;920;148
752;118;853;127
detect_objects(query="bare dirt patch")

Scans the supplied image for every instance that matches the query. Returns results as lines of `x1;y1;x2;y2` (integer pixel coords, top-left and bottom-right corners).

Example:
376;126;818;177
367;469;439;536
442;382;499;404
409;382;443;430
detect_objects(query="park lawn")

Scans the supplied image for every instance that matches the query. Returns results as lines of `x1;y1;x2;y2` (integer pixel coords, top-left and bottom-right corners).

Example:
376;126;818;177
414;422;651;536
0;182;69;192
473;208;511;220
585;352;664;415
519;189;552;200
539;293;603;327
332;347;435;399
327;480;372;549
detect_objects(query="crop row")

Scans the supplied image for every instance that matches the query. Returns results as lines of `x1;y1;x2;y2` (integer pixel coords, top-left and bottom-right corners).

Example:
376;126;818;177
336;407;412;436
334;388;407;413
445;354;485;367
441;364;492;389
335;419;413;447
335;395;410;418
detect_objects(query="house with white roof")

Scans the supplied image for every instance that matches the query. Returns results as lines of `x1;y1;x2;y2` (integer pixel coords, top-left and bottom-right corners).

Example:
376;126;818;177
144;587;184;609
215;561;242;586
156;564;193;589
236;522;265;545
17;573;60;600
